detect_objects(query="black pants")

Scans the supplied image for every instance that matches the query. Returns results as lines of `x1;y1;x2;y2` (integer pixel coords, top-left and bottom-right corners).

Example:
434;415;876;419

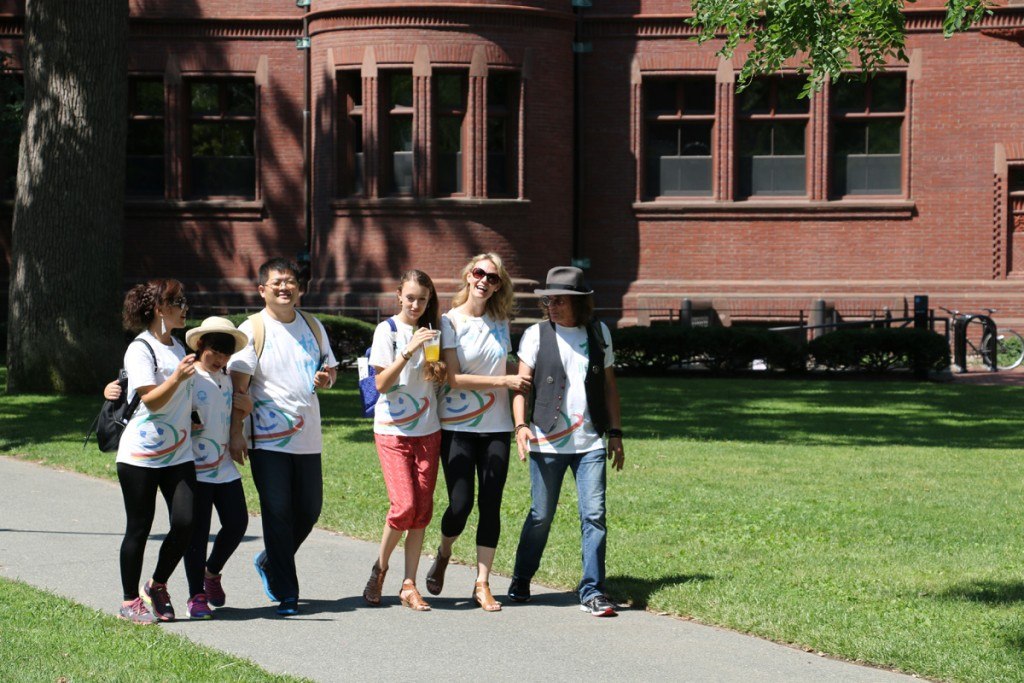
439;430;511;548
117;461;196;601
249;450;323;601
184;479;249;598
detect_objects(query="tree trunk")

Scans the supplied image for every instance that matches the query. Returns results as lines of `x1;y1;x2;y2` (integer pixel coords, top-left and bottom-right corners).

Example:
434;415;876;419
7;1;129;393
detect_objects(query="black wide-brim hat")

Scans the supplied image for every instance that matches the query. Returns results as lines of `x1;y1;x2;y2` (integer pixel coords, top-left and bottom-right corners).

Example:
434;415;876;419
533;266;593;296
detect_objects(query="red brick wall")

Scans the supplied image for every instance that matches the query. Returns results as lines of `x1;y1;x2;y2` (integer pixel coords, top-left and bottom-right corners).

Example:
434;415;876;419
3;2;1024;327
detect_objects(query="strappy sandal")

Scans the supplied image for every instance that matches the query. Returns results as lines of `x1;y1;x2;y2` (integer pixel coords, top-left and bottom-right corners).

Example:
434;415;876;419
362;560;387;606
473;581;502;612
399;580;431;611
425;546;450;596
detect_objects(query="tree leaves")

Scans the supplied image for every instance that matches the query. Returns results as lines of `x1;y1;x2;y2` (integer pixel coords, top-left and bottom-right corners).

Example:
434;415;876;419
689;0;990;95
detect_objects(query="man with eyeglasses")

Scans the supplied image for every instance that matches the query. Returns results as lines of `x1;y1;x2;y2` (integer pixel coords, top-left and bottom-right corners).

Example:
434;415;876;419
508;266;626;617
228;257;337;616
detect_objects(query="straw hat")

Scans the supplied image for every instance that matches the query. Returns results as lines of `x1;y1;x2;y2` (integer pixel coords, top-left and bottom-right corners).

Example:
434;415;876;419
185;316;249;353
533;266;593;296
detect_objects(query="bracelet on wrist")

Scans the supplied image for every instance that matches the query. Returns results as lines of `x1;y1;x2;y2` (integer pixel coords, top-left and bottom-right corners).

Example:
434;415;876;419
514;423;529;435
401;348;413;361
607;428;623;439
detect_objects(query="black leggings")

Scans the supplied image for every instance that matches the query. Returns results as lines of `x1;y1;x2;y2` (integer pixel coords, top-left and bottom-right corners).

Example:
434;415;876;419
117;461;196;601
439;430;510;548
184;479;249;598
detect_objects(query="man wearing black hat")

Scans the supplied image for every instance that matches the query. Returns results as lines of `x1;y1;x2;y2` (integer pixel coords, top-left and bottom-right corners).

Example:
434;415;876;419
507;266;625;617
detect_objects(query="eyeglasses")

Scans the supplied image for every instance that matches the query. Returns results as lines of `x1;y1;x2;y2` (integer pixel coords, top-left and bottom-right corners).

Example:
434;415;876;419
470;267;501;286
540;296;569;307
171;297;188;310
262;278;299;289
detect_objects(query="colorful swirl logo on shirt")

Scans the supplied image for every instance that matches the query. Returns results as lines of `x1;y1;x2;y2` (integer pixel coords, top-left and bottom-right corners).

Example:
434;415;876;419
530;412;585;449
131;416;188;465
253;401;305;447
192;437;226;477
440;388;495;427
380;391;430;430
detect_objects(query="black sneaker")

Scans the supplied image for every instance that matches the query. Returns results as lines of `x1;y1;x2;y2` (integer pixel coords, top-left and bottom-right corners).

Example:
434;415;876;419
507;577;531;603
142;580;176;622
580;594;617;617
276;597;299;616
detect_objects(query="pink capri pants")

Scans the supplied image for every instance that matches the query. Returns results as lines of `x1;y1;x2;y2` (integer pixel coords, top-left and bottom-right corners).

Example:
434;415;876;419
373;431;441;531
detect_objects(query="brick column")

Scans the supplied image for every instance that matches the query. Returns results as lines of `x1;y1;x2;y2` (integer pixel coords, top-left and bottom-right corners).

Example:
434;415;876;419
467;45;487;197
413;46;431;198
361;47;379;199
164;56;182;200
808;79;829;201
714;59;734;201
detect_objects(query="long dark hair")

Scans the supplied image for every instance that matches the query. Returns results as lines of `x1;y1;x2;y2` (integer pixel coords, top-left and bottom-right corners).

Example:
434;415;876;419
122;279;183;331
397;269;445;384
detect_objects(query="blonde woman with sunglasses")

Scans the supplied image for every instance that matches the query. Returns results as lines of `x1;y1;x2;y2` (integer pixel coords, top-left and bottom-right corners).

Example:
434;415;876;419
426;253;531;611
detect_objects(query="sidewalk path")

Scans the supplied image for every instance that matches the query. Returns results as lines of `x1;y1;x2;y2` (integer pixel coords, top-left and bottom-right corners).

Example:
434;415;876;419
0;456;913;682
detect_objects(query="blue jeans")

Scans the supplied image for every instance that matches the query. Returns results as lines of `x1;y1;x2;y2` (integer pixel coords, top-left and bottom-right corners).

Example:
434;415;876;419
512;449;607;604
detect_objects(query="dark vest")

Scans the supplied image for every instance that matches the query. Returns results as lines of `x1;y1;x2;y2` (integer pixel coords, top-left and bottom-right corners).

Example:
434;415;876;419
530;320;609;436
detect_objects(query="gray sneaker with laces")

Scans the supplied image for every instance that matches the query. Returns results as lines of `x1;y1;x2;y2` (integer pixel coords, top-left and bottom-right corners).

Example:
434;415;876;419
580;594;617;617
118;597;154;624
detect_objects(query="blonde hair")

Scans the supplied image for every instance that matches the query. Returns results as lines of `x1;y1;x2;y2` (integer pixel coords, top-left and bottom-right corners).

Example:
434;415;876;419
450;252;516;321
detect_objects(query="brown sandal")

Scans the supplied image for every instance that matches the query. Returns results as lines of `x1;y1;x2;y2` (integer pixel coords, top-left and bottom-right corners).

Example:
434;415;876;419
425;547;450;596
473;581;502;612
400;580;431;611
362;560;387;606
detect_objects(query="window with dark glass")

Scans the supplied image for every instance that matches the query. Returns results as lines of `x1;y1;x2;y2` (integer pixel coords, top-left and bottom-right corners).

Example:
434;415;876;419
487;72;518;197
832;74;904;196
1010;166;1024;194
126;79;164;197
383;72;413;195
338;71;363;196
737;77;808;197
0;74;23;199
187;79;256;199
644;78;715;198
435;72;466;196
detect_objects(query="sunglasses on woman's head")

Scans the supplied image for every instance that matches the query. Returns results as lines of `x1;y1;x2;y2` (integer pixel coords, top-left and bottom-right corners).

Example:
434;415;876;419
470;267;501;286
171;297;188;310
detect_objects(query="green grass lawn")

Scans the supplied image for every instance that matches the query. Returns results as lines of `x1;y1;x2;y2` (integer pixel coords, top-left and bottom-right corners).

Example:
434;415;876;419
3;368;1024;681
0;577;305;682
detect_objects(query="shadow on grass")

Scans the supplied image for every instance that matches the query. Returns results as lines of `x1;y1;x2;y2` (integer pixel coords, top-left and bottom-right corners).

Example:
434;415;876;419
607;573;714;609
618;377;1024;448
5;374;1024;451
939;580;1024;606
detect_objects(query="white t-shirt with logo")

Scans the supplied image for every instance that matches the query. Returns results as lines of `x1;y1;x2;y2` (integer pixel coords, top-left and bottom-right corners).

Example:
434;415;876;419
116;331;195;468
517;321;614;455
191;367;241;484
228;310;337;454
369;316;441;437
439;310;513;433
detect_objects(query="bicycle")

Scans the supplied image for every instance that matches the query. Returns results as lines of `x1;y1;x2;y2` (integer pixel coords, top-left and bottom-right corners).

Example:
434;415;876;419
939;307;1024;371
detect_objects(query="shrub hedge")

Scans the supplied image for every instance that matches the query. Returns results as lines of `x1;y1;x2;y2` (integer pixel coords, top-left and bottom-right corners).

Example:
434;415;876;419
610;324;950;375
807;327;950;373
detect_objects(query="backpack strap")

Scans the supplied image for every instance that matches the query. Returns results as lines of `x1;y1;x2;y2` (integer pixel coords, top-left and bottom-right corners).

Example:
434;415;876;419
366;317;398;361
248;312;265;361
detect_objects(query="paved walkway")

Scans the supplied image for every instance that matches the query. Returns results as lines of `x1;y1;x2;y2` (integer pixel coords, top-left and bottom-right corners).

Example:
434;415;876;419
0;456;914;682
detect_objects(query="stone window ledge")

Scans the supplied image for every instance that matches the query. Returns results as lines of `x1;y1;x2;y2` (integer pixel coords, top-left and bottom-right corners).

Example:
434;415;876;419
332;197;530;217
125;199;264;221
633;199;916;220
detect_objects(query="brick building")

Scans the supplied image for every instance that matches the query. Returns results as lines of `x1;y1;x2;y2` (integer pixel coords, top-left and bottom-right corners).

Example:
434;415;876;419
2;0;1024;326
